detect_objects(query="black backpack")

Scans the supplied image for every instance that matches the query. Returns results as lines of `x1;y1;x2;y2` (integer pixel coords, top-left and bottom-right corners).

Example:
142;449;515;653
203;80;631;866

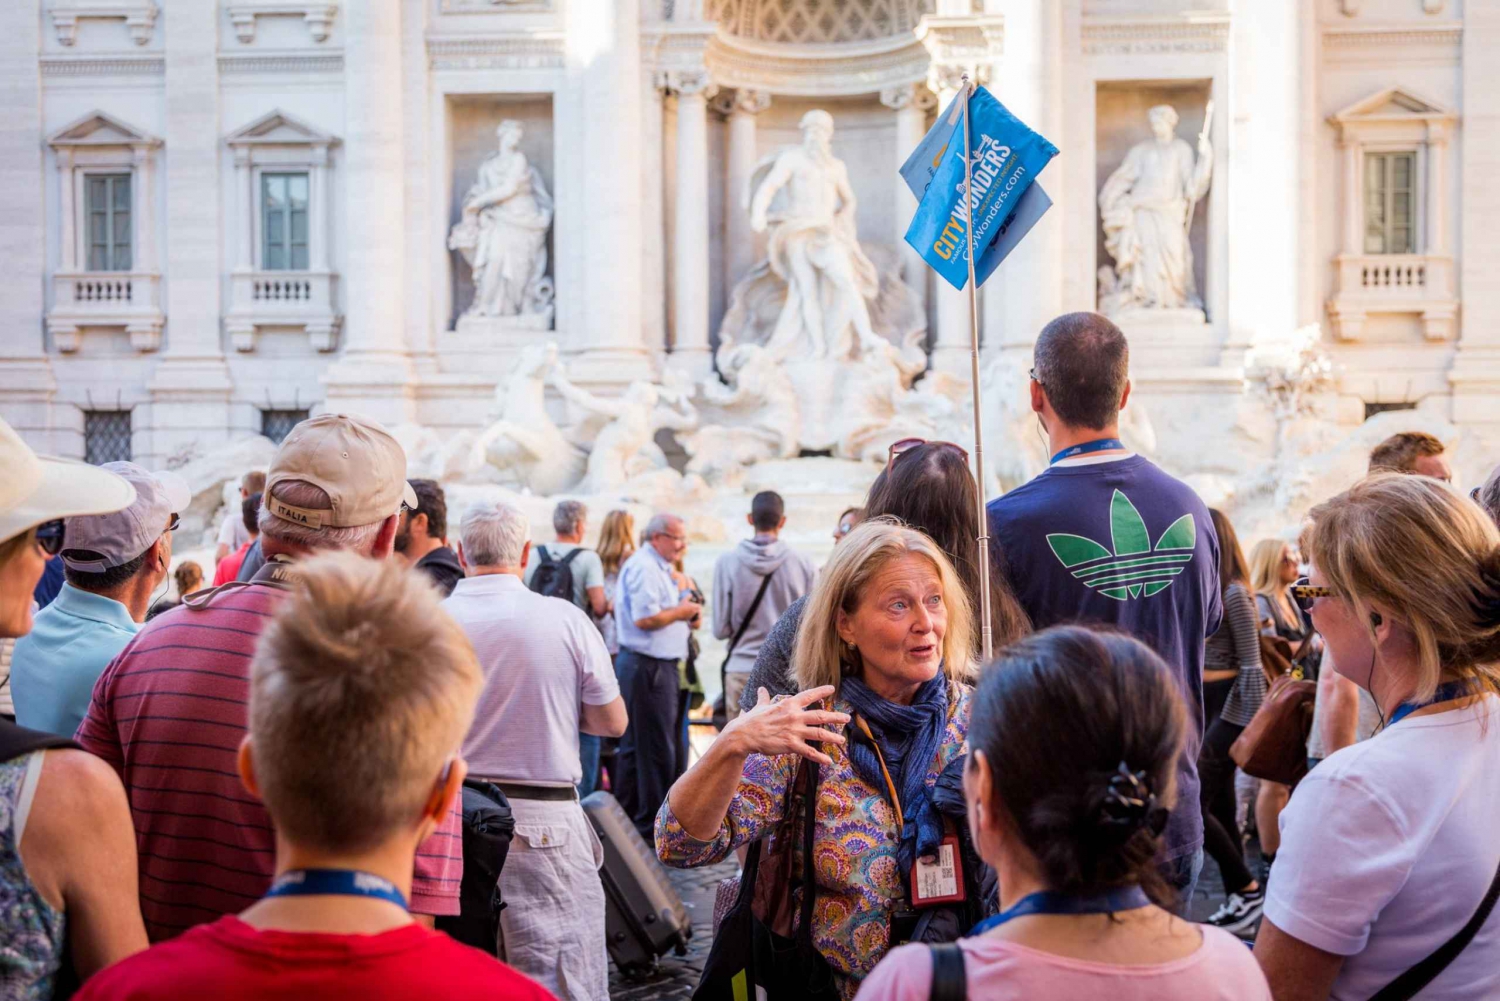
528;546;583;606
435;779;515;956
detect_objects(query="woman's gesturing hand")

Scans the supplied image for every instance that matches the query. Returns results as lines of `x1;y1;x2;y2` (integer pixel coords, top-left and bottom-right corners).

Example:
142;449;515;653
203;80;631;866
723;685;850;766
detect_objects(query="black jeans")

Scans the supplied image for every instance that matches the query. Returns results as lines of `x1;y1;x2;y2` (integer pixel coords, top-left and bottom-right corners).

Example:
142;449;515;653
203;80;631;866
1198;677;1255;893
615;649;681;839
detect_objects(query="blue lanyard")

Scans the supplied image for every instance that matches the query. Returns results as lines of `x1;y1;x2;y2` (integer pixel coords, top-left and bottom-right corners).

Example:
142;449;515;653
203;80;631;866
1389;681;1472;727
1050;438;1126;465
265;869;409;910
969;885;1151;935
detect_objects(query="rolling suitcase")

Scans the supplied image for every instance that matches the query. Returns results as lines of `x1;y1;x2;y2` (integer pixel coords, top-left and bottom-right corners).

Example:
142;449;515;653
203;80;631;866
581;790;692;974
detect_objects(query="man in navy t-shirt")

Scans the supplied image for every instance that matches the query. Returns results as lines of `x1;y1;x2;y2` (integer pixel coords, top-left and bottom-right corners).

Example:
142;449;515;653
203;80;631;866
987;312;1222;900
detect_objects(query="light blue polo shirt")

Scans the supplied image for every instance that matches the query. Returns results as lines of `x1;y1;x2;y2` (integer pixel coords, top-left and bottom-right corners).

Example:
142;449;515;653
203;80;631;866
614;546;690;661
11;583;140;738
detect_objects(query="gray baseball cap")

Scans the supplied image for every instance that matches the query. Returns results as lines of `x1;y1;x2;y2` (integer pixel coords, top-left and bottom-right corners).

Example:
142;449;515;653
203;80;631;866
61;462;192;572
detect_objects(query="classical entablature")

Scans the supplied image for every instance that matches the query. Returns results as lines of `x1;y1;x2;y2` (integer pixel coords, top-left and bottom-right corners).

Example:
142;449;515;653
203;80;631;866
1326;85;1458;342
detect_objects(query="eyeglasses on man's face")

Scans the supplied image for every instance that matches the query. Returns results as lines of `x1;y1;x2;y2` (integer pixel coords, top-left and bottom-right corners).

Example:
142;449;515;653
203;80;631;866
35;520;65;557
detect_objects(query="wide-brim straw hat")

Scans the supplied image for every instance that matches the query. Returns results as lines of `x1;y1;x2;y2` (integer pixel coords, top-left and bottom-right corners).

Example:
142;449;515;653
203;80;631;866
0;418;136;547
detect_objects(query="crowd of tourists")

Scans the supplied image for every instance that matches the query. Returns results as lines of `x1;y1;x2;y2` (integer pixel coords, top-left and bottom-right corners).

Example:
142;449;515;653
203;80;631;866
1;311;1498;1001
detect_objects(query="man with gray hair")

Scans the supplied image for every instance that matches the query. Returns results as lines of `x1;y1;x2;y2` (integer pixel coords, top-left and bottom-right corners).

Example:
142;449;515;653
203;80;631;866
524;498;607;617
444;501;625;1000
75;413;465;939
613;512;701;837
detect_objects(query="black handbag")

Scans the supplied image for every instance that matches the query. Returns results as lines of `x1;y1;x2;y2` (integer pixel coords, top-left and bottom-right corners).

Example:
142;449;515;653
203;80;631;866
693;759;840;1001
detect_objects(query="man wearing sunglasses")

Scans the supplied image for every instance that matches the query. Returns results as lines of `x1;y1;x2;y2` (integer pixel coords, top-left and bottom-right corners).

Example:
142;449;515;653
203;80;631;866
10;462;187;738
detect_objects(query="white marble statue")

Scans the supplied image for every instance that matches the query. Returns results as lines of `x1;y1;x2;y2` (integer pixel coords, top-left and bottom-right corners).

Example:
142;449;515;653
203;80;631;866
470;342;585;494
747;110;886;361
449;120;555;319
552;369;698;496
1097;104;1213;315
682;342;800;483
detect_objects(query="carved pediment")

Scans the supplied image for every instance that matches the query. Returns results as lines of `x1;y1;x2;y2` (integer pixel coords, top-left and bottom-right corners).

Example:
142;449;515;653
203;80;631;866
225;109;339;148
47;110;159;148
1331;86;1455;125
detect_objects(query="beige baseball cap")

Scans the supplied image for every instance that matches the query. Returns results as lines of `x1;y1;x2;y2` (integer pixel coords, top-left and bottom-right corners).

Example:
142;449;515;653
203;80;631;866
262;413;419;529
0;417;138;546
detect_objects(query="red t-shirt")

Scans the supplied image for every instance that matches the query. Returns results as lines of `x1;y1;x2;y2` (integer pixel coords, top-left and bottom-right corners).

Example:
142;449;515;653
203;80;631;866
213;542;252;586
75;583;463;940
74;916;559;1000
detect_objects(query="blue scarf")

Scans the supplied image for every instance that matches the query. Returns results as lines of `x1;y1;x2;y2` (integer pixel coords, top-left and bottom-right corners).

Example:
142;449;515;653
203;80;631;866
840;672;949;878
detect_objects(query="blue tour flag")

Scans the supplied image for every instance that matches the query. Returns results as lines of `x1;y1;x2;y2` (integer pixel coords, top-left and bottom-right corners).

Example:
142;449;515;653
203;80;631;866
902;86;1058;291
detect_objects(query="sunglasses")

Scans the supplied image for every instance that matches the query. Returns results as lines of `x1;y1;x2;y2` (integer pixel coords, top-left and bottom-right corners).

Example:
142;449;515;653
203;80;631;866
34;520;65;557
1029;366;1043;386
887;438;969;472
1290;576;1334;613
167;514;180;533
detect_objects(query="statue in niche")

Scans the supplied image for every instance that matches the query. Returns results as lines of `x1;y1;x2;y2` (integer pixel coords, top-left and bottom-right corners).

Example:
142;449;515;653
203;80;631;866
449;120;555;320
746;110;887;361
1097;104;1213;316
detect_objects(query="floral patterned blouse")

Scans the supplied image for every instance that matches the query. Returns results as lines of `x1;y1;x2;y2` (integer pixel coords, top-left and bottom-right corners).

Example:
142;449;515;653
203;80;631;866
655;683;970;999
1;752;65;1001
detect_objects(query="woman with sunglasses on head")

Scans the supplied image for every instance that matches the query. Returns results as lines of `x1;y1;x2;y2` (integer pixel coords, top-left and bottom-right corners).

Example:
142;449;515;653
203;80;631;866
739;439;1030;713
857;627;1270;1001
0;418;148;997
1255;473;1500;1001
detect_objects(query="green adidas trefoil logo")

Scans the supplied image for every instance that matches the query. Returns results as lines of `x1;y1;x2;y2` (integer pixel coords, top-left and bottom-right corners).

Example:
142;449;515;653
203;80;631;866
1046;490;1197;601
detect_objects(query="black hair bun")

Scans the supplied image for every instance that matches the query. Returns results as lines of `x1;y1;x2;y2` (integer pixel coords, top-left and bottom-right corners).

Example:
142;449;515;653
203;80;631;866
1095;761;1161;836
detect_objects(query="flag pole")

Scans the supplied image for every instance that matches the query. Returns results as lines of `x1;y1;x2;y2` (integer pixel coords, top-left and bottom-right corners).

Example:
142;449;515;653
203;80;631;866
960;74;994;663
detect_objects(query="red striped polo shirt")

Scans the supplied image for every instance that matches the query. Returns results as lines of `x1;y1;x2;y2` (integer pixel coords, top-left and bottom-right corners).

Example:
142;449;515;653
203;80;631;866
75;581;463;942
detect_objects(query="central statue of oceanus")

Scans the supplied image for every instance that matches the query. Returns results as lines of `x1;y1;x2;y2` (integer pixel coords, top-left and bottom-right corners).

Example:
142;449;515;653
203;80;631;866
746;110;889;362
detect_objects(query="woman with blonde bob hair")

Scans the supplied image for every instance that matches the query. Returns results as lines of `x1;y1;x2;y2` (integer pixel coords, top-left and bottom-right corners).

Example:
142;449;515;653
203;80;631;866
656;519;975;998
1255;473;1500;1001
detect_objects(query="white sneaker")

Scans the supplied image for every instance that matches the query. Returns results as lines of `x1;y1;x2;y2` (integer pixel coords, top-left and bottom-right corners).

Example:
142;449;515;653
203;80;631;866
1205;890;1264;935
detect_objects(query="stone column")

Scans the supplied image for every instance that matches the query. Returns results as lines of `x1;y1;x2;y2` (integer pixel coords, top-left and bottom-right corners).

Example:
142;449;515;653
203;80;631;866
232;147;253;271
132;144;156;274
926;68;974;376
665;69;716;378
1451;1;1500;422
57;149;76;272
147;0;232;465
321;0;416;423
562;0;654;386
641;71;667;355
720;88;769;295
309;145;330;272
0;0;59;451
882;84;930;311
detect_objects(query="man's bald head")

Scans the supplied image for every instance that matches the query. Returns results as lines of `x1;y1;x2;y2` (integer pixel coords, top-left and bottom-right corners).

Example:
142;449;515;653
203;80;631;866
1031;312;1131;431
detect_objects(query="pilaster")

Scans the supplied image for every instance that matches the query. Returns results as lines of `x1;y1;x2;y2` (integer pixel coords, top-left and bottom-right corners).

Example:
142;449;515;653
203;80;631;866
148;0;232;466
321;0;417;424
1452;1;1500;422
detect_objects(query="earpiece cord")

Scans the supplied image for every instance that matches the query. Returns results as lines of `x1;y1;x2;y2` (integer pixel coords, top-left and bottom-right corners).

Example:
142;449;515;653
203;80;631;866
1369;650;1388;733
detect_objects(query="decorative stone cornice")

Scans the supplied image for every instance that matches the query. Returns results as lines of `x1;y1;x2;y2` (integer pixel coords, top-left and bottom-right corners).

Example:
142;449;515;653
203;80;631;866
660;68;717;98
426;33;565;70
1080;15;1229;55
706;31;929;97
226;3;339;44
439;0;553;10
48;1;159;47
40;55;163;77
714;88;771;117
1321;23;1461;53
218;52;343;75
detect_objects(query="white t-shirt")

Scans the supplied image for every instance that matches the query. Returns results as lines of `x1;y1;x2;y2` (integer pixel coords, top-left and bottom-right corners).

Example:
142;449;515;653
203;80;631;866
1266;693;1500;1000
441;572;620;787
216;508;249;552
